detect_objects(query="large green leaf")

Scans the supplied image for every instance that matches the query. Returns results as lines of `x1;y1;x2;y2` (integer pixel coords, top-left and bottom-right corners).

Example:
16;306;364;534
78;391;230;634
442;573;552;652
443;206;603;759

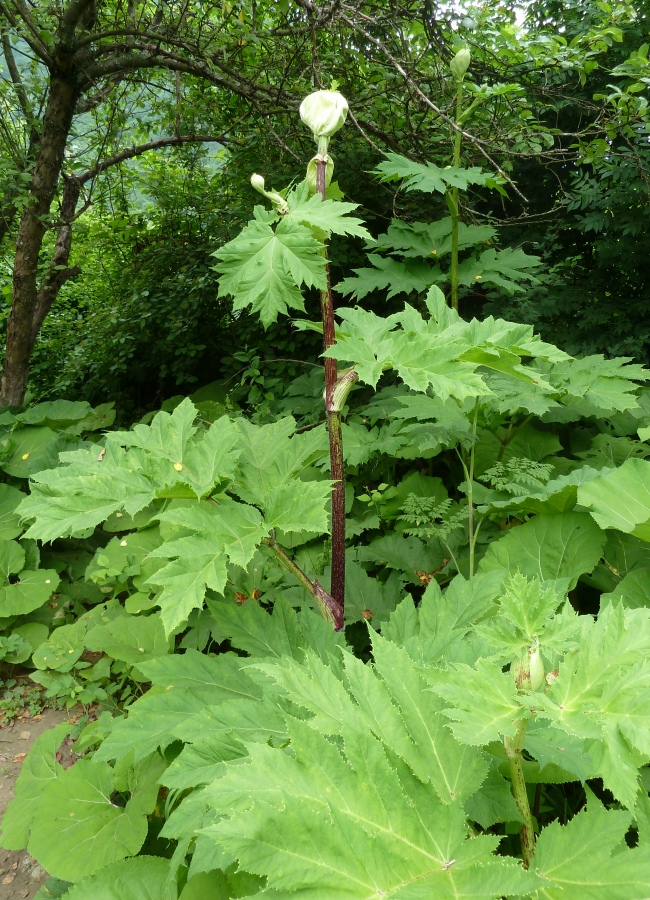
147;499;268;634
84;610;169;665
335;253;437;300
0;483;25;539
374;153;497;193
479;512;606;586
19;444;157;541
286;192;372;238
535;603;650;808
214;216;326;327
0;723;70;850
601;569;650;608
27;755;164;881
0;538;59;617
578;458;650;540
531;807;650;898
204;715;535;898
60;857;175;900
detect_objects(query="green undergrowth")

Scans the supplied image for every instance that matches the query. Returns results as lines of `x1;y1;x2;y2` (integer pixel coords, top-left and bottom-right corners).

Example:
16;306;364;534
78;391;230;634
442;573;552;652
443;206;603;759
4;100;650;898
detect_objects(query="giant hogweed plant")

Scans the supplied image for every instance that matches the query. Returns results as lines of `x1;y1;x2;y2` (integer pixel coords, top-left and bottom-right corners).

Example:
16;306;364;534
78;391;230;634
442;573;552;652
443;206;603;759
5;59;650;897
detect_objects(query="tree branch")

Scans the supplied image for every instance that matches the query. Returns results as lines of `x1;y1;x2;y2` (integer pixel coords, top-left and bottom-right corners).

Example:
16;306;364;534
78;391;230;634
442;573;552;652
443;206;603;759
1;0;54;66
77;132;231;184
1;27;32;121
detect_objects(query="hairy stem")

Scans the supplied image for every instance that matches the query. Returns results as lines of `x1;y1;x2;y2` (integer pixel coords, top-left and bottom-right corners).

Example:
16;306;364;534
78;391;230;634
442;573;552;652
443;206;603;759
316;157;346;615
504;718;536;869
263;535;343;630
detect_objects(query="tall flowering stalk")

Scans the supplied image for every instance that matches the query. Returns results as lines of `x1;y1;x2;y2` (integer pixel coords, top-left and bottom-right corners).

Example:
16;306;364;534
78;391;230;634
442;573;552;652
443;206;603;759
300;88;353;618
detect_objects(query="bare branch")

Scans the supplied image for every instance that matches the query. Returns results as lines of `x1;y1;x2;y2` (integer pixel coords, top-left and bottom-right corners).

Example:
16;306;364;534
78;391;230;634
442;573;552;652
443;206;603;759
77;132;231;184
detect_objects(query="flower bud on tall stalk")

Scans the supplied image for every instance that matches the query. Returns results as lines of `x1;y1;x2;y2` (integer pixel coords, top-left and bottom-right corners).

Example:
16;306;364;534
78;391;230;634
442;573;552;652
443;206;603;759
300;88;350;620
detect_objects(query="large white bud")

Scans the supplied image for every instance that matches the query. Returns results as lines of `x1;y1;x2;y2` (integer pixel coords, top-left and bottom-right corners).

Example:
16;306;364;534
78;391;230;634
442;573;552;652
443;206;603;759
300;90;349;141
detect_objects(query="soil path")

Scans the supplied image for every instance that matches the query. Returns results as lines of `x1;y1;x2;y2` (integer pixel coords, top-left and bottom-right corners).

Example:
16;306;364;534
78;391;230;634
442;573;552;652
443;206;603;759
0;709;79;899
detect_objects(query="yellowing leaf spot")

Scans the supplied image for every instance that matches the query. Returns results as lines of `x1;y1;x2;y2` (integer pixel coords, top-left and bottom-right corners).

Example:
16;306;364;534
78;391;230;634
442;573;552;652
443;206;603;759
120;540;128;547
21;453;30;460
174;462;183;472
115;512;123;518
45;579;51;584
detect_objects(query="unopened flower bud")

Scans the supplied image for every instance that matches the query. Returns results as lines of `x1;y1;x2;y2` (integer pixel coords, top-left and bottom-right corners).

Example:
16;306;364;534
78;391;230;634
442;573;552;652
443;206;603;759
300;90;349;143
306;155;334;195
450;48;471;81
249;173;289;215
250;173;266;194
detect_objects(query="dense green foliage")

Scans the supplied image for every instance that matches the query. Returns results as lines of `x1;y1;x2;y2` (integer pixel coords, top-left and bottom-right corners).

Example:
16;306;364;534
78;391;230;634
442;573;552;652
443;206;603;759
2;0;650;897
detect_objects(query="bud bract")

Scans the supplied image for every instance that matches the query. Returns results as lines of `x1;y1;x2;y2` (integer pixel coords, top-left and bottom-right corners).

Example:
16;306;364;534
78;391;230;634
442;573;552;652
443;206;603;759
450;48;471;80
306;155;334;195
528;643;545;692
300;90;349;141
324;367;359;412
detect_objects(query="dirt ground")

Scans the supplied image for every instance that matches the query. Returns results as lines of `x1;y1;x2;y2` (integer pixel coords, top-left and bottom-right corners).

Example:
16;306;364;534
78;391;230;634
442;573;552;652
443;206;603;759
0;708;79;900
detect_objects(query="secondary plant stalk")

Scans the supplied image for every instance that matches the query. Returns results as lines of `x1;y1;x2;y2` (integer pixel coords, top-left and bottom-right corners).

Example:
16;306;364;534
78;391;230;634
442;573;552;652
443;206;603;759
263;535;343;630
447;81;464;313
316;157;346;615
503;718;536;869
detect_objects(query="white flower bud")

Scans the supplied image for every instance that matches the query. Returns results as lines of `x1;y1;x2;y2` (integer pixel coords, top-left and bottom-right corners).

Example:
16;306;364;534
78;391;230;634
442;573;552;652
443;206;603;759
300;90;349;141
450;48;471;81
250;173;266;194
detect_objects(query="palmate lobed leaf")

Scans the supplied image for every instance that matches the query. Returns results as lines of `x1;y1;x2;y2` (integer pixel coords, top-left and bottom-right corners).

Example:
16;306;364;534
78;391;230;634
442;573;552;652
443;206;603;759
534;603;650;807
373;153;497;194
203;716;536;898
531;806;650;899
286;192;373;239
214;217;327;327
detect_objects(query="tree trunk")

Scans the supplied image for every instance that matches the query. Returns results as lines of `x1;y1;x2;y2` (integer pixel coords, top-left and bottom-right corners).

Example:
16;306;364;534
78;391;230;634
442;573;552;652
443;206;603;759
0;68;78;407
31;176;82;344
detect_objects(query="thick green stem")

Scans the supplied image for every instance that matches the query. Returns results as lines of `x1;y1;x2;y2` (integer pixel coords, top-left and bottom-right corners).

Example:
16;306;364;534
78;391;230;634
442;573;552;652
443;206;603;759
263;535;343;630
447;81;464;313
316;157;346;615
503;718;536;869
467;401;479;578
